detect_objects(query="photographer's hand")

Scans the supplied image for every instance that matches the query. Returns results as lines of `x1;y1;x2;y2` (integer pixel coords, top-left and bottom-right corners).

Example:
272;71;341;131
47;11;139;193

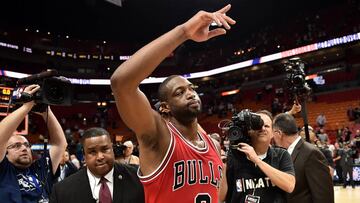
22;84;40;107
237;143;259;163
237;144;295;193
287;100;301;115
0;84;40;162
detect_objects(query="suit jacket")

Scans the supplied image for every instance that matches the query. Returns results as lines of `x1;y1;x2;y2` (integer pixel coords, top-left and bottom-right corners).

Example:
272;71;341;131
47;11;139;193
54;161;78;184
50;163;144;203
287;138;334;203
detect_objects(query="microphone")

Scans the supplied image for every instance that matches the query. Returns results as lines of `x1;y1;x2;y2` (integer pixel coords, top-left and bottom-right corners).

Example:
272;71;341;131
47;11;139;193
17;69;58;85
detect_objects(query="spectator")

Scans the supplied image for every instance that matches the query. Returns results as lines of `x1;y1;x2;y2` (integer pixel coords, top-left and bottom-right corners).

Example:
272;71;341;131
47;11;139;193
116;141;140;166
354;130;360;150
342;127;352;142
338;142;357;188
347;105;355;121
50;127;144;202
70;154;81;169
210;133;221;143
55;150;78;183
333;142;344;183
273;113;334;203
271;98;282;115
315;140;335;177
299;126;316;143
317;128;329;144
0;85;67;202
354;107;360;122
316;113;326;128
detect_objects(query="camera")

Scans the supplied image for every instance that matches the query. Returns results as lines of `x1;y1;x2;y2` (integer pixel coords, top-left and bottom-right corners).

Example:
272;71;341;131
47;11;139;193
113;143;127;158
227;109;264;148
284;58;311;101
11;70;73;111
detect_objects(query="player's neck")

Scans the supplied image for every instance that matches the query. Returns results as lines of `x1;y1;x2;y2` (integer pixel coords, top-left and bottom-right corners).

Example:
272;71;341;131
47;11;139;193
171;119;199;141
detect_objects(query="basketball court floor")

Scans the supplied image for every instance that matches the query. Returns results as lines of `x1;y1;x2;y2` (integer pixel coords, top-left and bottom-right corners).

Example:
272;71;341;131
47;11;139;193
334;186;360;202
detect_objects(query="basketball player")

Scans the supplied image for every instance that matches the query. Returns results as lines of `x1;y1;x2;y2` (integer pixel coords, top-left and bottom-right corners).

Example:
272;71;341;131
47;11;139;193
111;4;236;203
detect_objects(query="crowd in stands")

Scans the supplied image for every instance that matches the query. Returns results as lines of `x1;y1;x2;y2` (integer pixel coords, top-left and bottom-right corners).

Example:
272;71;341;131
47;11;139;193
1;0;359;79
1;2;360;202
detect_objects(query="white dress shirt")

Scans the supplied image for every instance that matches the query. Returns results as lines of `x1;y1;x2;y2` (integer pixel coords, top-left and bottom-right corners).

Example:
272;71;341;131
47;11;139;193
287;136;302;155
58;164;67;182
87;167;114;202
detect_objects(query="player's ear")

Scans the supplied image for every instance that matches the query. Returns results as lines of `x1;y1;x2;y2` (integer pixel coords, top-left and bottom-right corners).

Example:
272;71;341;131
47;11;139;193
159;102;170;114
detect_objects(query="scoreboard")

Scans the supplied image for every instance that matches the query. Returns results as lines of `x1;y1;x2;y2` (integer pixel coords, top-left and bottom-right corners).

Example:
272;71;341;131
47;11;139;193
0;86;28;135
0;86;12;105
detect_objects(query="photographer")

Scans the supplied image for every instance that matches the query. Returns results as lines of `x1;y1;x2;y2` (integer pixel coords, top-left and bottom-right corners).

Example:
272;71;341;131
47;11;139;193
115;141;140;166
0;85;67;202
221;110;295;203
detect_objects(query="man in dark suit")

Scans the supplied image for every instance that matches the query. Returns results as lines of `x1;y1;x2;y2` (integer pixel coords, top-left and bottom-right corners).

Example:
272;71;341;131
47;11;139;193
54;150;78;183
272;113;334;203
50;127;144;203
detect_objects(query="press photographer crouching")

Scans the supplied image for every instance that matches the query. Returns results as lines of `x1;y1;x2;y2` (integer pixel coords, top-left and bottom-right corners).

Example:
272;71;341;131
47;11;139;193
0;85;67;203
220;109;295;203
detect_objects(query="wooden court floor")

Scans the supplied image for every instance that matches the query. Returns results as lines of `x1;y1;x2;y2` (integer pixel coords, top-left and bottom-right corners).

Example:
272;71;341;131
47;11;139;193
334;186;360;202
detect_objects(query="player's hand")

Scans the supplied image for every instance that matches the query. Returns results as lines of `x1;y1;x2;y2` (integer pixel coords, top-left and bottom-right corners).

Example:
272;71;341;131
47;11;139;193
182;4;236;42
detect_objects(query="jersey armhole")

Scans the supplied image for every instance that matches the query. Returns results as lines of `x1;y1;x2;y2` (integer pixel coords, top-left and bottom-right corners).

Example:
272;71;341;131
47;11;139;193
138;122;175;183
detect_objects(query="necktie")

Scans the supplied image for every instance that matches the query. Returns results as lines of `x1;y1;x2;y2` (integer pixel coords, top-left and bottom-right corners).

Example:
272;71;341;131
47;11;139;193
99;177;112;203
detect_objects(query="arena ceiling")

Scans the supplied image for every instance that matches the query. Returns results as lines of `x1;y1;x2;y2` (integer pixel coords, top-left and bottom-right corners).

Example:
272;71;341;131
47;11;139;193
0;0;341;46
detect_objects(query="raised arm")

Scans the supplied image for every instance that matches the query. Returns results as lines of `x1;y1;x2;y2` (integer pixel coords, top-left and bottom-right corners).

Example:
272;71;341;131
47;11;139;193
0;85;39;162
110;5;235;145
287;100;302;115
39;107;67;174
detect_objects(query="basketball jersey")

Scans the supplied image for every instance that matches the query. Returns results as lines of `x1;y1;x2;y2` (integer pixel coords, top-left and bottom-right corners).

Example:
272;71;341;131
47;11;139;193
138;122;223;203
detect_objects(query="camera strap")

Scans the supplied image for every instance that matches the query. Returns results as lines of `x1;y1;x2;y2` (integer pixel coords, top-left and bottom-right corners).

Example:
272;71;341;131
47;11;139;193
244;182;260;203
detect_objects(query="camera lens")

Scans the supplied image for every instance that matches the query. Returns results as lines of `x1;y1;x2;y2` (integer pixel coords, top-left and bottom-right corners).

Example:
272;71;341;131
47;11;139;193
228;126;242;142
250;114;264;130
293;75;304;85
46;86;64;103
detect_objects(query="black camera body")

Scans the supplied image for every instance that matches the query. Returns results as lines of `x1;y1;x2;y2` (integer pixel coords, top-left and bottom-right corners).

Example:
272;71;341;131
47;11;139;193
35;77;73;106
227;109;264;148
285;58;311;101
113;143;127;158
12;70;73;111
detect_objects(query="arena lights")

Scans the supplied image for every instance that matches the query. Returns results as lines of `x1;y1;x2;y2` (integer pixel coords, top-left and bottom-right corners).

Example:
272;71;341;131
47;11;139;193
97;101;108;107
0;41;19;50
221;89;240;96
23;47;32;53
1;32;359;85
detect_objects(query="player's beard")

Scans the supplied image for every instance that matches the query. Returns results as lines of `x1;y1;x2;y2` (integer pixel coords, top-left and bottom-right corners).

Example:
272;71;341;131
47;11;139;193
171;103;202;125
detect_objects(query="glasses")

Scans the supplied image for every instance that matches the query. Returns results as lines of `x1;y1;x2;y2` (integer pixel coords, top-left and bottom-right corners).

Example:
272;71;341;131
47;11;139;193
7;142;31;150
